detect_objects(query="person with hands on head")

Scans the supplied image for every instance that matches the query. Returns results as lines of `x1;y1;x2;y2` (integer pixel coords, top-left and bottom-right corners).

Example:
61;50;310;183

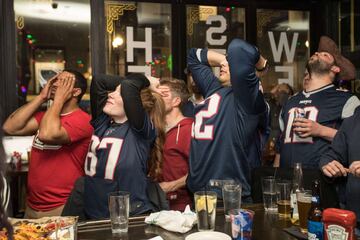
157;78;193;211
82;73;166;220
3;70;93;218
186;38;268;201
320;108;360;231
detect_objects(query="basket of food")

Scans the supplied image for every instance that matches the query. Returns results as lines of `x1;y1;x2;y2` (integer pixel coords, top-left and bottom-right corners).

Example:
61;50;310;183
0;216;78;240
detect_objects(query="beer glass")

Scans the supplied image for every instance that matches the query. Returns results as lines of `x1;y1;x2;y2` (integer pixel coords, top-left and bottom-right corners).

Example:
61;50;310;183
296;190;312;233
276;181;291;218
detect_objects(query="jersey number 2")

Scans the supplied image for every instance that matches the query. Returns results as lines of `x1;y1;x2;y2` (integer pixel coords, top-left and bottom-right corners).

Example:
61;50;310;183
193;93;221;140
85;136;124;180
284;106;318;143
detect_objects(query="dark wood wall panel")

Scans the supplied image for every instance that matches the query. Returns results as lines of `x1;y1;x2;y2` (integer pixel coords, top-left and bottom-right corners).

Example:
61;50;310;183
0;0;17;123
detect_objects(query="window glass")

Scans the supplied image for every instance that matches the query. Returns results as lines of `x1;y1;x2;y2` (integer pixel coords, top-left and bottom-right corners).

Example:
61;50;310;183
339;0;360;94
186;5;245;54
186;5;245;77
257;10;309;92
104;1;172;77
14;0;91;105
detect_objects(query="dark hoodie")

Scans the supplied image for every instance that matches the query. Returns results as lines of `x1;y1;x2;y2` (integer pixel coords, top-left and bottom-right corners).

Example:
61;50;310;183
162;117;193;211
320;108;360;225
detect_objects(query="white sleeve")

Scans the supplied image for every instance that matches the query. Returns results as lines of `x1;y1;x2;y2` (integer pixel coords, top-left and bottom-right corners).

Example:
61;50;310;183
279;109;284;132
1;177;10;211
342;95;360;119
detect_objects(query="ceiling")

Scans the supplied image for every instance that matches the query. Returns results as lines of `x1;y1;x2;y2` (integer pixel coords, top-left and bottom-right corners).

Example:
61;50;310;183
14;0;90;24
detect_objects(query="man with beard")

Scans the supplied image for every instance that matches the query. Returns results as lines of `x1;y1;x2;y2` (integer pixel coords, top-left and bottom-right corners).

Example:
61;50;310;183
278;36;360;168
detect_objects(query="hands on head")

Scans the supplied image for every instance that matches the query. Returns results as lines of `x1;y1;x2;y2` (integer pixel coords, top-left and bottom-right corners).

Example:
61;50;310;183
40;71;76;103
146;76;167;97
39;72;60;101
53;72;76;104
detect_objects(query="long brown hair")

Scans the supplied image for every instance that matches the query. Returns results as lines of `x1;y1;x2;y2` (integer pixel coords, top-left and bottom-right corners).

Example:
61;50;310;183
140;89;166;181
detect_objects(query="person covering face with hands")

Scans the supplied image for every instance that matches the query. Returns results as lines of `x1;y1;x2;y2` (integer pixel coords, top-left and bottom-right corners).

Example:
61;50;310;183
3;70;93;218
157;78;193;211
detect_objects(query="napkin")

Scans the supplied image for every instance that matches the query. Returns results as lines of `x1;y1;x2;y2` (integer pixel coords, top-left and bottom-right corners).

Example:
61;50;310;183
148;237;164;240
145;205;197;233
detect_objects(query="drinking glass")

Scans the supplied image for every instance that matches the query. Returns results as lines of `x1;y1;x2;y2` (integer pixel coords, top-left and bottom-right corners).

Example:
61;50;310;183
109;191;130;234
194;191;217;231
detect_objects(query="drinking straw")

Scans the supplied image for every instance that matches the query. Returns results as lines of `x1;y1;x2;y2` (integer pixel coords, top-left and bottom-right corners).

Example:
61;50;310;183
273;165;278;180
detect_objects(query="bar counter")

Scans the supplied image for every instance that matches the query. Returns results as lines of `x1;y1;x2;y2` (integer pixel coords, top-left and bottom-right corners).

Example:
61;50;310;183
77;204;297;240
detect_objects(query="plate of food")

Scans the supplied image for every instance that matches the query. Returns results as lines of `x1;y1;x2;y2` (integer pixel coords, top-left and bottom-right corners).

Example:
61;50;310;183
185;231;231;240
0;216;78;240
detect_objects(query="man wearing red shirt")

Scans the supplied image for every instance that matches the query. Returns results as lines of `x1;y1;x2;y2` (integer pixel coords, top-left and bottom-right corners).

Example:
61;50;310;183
158;78;193;211
3;70;93;218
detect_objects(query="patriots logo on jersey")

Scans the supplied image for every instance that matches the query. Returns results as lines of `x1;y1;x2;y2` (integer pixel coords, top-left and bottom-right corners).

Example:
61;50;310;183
105;127;116;136
299;100;312;105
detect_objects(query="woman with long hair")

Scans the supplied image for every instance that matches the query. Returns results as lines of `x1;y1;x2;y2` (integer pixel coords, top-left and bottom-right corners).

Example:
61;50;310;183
83;73;165;219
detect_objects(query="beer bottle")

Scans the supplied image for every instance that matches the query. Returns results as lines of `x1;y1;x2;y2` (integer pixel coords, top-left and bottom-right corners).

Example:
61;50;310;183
290;162;303;224
307;180;323;240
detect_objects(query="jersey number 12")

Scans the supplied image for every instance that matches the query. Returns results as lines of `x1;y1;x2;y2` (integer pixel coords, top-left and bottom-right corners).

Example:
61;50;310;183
284;106;318;143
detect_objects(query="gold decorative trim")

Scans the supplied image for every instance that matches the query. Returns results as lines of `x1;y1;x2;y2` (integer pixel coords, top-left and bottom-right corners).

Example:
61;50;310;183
350;0;354;52
187;6;215;36
106;3;136;34
256;11;281;38
16;16;24;30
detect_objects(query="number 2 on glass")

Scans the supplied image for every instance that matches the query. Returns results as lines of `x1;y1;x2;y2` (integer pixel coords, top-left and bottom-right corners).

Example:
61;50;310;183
284;106;319;143
85;136;124;180
193;93;221;140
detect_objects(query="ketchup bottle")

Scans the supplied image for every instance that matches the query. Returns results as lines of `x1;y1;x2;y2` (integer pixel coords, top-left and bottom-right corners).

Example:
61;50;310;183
323;208;356;240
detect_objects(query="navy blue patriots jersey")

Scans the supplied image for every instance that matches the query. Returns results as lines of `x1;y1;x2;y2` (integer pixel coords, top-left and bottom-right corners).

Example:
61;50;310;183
280;84;360;168
186;39;267;197
84;113;155;219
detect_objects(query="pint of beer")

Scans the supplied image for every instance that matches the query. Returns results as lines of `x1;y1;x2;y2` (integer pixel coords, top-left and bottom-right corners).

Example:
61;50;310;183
296;190;312;233
276;181;291;218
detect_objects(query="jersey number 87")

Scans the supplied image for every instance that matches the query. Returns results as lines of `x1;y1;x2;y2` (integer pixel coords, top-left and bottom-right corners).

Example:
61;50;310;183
85;136;124;181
